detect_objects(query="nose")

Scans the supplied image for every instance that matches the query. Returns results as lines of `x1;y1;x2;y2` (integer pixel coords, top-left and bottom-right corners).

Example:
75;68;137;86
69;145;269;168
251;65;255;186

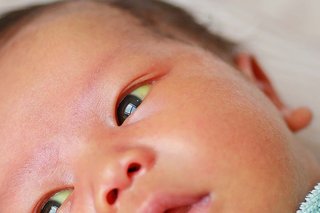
87;146;155;211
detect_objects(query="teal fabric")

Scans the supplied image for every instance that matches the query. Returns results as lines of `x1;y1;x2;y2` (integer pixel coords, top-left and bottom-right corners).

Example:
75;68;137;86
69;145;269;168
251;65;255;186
297;183;320;213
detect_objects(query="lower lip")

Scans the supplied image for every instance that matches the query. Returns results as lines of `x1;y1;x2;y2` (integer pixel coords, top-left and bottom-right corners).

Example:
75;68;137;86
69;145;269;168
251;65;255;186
188;195;211;213
166;195;211;213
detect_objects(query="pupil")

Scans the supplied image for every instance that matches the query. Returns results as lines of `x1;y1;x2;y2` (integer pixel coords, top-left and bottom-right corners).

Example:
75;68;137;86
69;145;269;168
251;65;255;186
41;200;61;213
117;94;142;125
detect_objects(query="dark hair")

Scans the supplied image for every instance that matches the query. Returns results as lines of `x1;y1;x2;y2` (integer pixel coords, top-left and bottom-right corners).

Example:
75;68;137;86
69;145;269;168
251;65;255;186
0;0;236;61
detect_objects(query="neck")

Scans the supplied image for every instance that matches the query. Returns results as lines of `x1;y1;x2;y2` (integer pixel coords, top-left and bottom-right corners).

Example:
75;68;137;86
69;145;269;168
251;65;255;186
304;139;320;164
293;137;320;189
299;138;320;185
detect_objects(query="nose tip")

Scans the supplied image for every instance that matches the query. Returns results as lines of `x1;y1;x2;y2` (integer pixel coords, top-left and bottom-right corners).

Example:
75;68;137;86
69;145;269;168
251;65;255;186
106;162;142;205
93;146;155;209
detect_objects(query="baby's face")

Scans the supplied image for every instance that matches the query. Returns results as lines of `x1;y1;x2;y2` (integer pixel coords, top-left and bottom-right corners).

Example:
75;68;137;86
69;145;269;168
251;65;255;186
0;2;307;212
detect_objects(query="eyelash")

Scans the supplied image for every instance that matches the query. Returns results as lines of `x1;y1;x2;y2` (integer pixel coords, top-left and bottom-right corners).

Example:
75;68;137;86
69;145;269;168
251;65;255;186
114;68;169;126
115;81;152;126
35;187;73;213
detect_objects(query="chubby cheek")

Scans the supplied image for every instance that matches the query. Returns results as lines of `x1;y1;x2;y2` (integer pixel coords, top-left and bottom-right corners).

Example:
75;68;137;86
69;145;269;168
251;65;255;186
182;101;297;209
137;72;296;202
155;105;296;210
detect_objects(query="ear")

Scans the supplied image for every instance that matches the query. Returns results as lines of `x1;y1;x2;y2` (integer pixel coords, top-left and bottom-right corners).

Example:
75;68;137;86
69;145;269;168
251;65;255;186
234;53;312;133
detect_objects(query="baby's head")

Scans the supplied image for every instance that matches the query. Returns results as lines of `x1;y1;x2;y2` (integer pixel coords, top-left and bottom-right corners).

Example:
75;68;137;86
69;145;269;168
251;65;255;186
0;0;319;212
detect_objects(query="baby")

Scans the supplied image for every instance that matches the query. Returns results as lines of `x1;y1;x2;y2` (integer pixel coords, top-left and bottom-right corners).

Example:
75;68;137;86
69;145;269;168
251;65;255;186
0;0;319;212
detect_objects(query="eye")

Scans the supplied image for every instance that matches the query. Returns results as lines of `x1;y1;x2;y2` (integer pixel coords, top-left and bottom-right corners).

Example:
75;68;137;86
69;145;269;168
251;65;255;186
117;84;151;125
40;189;72;213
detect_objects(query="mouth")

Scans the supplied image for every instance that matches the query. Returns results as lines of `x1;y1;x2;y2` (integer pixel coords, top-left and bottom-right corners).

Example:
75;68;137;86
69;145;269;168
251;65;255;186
139;193;211;213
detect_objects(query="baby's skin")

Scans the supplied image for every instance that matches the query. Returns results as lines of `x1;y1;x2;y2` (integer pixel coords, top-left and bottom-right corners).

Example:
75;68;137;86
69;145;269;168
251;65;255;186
0;1;319;212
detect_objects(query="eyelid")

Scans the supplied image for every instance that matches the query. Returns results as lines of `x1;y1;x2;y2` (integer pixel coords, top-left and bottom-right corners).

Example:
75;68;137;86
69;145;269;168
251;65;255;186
34;187;73;213
117;70;167;103
115;71;168;126
117;79;155;106
116;83;152;126
116;73;171;127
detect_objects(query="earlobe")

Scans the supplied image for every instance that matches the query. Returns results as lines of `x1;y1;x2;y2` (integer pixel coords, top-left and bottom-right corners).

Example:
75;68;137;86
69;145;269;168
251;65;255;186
234;53;313;133
282;107;312;133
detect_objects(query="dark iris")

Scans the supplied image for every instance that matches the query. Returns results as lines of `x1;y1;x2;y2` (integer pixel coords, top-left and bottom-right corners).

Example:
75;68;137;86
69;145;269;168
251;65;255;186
40;200;61;213
117;94;142;125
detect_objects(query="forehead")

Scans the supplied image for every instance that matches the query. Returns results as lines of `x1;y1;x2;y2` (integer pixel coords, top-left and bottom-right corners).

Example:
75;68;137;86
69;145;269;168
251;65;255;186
0;1;164;125
0;1;173;194
0;2;150;127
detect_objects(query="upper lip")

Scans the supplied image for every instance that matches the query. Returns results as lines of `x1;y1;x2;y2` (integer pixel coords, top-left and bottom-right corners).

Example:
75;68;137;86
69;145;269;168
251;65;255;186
137;192;208;213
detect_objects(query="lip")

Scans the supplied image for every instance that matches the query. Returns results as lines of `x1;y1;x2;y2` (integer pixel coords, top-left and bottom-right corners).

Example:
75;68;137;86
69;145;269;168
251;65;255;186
138;193;211;213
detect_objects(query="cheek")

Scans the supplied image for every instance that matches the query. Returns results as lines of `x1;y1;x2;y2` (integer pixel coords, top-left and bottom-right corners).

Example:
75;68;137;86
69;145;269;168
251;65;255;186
183;96;299;201
160;78;293;179
186;96;292;173
129;65;298;193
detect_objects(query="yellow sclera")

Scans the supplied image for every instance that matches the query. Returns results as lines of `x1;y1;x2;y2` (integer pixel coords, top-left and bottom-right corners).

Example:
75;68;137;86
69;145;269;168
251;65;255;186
130;84;151;100
49;189;72;204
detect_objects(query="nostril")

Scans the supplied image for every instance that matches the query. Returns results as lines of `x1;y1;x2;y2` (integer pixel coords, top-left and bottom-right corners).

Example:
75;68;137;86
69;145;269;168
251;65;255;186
106;188;118;205
105;163;142;205
127;162;141;178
